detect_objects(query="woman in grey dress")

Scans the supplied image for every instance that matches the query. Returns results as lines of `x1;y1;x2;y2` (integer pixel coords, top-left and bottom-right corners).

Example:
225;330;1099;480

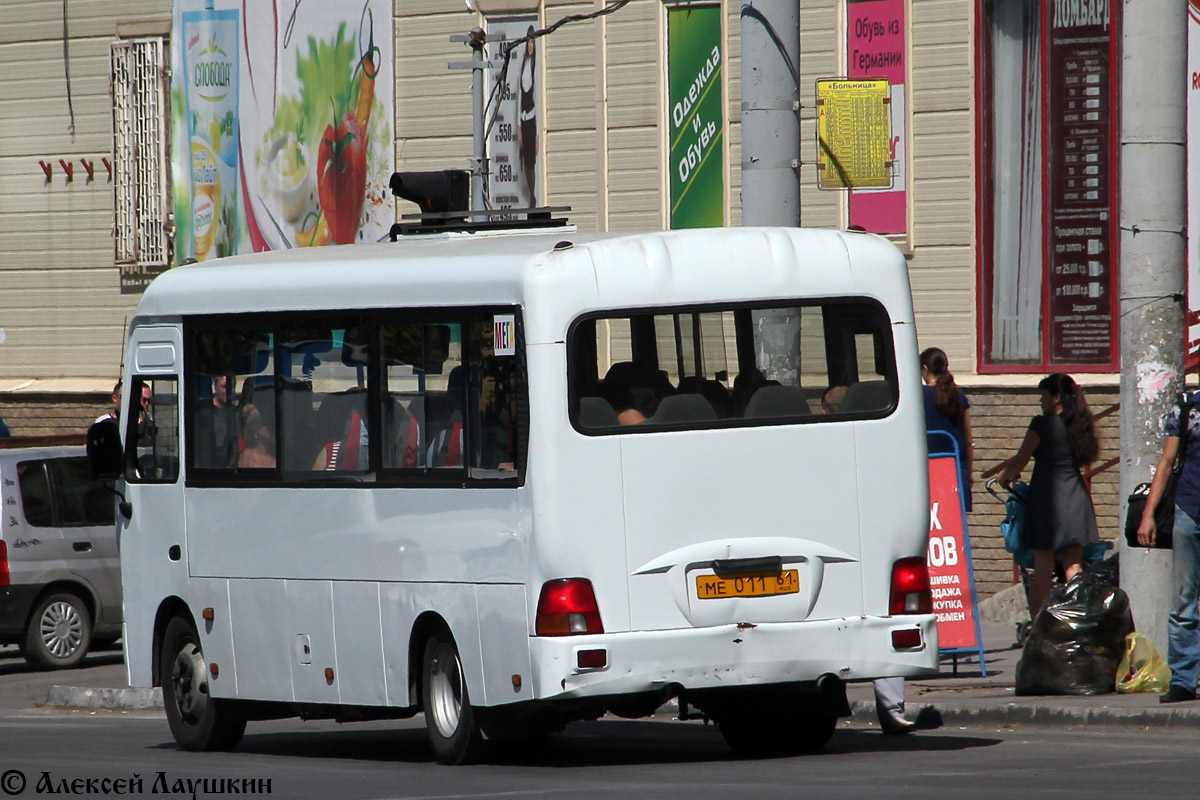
997;374;1100;615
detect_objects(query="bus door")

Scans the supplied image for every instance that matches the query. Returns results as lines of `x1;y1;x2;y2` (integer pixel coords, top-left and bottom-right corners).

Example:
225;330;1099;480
120;325;186;686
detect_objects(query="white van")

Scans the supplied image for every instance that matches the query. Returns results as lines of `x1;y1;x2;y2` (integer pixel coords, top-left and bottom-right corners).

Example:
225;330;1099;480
0;443;122;668
90;225;937;763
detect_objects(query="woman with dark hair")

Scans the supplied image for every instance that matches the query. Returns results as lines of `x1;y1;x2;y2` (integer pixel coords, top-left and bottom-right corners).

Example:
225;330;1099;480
517;27;539;207
920;347;973;511
997;373;1101;615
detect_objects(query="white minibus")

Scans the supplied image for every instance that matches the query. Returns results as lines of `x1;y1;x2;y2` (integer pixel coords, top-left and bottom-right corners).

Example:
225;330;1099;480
88;225;937;763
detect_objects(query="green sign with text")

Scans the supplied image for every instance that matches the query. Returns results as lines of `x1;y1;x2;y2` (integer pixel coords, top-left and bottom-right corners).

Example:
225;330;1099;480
668;5;724;229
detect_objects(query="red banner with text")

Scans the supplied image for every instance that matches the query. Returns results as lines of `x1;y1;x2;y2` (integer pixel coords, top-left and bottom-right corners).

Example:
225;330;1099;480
927;456;979;650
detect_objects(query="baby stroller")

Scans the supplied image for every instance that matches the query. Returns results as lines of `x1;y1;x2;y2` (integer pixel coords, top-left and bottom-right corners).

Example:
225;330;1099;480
985;478;1110;646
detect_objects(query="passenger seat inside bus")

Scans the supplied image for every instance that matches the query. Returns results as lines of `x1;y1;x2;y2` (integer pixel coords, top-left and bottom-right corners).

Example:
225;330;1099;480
578;396;619;428
650;393;717;424
677;376;732;418
743;384;812;418
840;380;894;414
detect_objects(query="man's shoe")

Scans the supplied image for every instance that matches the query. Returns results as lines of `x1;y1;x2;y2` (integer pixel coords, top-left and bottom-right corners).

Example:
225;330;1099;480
879;714;917;735
1159;685;1197;704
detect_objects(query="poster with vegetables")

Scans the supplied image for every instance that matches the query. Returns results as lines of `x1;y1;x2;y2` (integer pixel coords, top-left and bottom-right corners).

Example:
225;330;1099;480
171;0;393;261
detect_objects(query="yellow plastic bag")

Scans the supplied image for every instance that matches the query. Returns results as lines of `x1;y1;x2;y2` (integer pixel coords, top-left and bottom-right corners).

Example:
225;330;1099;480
1115;632;1172;693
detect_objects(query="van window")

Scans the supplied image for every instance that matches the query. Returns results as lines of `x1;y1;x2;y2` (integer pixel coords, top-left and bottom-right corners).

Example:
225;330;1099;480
17;458;115;527
570;300;896;431
17;461;53;527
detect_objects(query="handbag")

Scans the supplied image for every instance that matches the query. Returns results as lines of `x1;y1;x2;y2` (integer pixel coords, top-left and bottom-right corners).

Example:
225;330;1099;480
1124;394;1195;549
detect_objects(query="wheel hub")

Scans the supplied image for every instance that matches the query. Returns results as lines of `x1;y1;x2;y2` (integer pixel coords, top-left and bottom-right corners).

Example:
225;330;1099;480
40;601;83;659
170;644;208;723
428;643;463;738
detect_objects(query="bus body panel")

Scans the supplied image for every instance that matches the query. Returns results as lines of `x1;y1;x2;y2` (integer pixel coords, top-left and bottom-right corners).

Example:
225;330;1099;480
858;319;930;616
184;488;529;584
523;342;632;632
527;615;938;700
188;577;237;694
331;580;389;706
620;425;865;631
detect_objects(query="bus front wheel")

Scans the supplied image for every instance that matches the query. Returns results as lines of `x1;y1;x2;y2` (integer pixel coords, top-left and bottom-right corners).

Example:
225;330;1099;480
160;616;246;751
421;630;485;765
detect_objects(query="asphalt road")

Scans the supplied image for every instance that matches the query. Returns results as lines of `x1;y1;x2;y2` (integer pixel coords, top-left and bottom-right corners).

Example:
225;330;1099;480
3;646;1200;800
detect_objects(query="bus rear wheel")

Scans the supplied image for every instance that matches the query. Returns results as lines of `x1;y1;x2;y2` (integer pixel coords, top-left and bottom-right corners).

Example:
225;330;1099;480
422;630;485;765
161;616;246;751
717;694;837;757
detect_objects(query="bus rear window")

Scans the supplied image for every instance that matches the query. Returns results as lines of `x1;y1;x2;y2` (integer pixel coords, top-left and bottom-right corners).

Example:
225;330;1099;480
570;300;896;431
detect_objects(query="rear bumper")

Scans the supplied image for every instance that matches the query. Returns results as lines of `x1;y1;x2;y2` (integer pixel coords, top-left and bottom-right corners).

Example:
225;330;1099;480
527;614;938;701
0;584;41;639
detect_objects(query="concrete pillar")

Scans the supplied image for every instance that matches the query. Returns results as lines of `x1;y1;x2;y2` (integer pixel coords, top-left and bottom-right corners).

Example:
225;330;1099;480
740;1;801;227
1118;1;1188;654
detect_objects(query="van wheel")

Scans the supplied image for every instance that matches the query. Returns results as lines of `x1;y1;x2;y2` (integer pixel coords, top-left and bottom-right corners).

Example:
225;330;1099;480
161;617;246;751
422;630;485;765
23;592;92;670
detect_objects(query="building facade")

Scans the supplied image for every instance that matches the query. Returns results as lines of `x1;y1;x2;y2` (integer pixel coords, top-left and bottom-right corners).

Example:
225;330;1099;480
0;0;1132;599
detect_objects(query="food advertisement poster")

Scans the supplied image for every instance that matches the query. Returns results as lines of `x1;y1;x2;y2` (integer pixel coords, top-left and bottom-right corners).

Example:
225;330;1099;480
845;0;906;235
667;4;724;229
171;0;394;262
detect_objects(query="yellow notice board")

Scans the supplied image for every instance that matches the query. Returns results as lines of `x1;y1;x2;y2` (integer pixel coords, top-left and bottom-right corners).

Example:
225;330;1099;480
816;78;893;190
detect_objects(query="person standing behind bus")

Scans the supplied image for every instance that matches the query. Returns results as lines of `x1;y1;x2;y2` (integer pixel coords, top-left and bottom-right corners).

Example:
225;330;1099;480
996;374;1100;616
920;347;973;511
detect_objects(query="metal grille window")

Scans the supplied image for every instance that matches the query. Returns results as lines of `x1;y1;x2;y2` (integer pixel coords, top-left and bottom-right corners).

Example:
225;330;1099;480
111;38;169;271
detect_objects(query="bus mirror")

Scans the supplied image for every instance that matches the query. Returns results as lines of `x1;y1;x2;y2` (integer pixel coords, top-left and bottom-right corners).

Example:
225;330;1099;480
87;419;123;481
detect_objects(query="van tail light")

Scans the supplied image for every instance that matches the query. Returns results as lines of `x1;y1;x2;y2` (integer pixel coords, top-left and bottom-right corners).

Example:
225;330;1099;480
0;541;8;586
889;557;932;615
535;578;604;636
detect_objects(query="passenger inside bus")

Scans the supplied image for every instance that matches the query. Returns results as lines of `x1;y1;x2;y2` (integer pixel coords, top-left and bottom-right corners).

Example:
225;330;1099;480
238;403;276;469
427;366;466;467
312;392;369;471
600;361;662;424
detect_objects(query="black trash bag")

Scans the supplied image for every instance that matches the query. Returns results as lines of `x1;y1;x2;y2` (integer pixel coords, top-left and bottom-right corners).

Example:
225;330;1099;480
1014;571;1134;696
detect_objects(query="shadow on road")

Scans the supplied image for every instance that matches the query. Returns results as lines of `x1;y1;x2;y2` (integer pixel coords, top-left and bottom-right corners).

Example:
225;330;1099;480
0;648;124;676
162;718;1002;768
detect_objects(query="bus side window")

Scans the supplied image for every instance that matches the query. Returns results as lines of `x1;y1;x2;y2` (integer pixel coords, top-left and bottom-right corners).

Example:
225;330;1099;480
127;377;179;483
469;313;519;476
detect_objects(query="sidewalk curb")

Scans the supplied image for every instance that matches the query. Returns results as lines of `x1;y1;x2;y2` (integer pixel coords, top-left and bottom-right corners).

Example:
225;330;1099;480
45;686;163;711
850;699;1200;729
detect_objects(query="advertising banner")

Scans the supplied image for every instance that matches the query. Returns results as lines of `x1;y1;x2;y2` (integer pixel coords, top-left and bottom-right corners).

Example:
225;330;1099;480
927;451;985;666
1044;0;1117;366
486;17;542;213
846;0;906;235
171;0;394;262
667;4;724;229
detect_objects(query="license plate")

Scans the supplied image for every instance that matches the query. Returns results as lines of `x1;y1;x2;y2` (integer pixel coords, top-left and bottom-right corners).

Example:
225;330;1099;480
695;570;800;600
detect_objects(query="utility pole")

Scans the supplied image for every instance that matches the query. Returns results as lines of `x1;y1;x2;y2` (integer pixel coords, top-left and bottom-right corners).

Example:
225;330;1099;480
449;28;492;221
1118;1;1188;655
740;1;801;227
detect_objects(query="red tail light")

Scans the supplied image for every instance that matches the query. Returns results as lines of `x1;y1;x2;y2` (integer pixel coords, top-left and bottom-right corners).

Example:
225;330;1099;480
535;578;604;636
0;541;8;586
890;557;932;615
